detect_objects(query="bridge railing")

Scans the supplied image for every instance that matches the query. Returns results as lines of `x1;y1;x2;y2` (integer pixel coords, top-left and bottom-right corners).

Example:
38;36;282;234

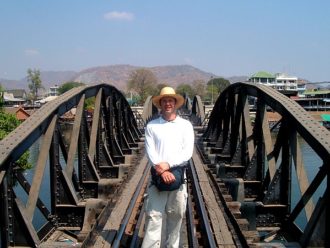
0;84;143;247
200;82;330;247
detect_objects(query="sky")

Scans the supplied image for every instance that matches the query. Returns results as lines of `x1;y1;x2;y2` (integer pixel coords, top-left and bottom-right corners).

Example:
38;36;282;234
1;0;329;82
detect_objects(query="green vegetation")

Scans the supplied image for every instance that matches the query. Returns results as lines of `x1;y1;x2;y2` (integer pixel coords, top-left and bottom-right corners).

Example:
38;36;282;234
1;83;31;169
58;81;85;95
125;69;230;105
176;84;194;98
127;68;158;104
27;68;43;104
206;77;230;103
85;96;95;110
174;80;207;101
191;79;207;99
0;84;4;110
0;111;32;170
57;81;95;108
0;112;21;140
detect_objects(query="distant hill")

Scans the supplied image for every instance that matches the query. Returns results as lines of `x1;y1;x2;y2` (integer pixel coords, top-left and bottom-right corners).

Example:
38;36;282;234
227;76;249;84
307;81;330;89
0;65;227;91
40;71;78;86
0;71;77;91
4;64;323;92
73;64;219;90
0;78;24;90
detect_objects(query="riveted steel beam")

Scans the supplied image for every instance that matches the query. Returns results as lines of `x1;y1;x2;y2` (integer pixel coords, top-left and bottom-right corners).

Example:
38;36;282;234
0;84;143;247
199;82;330;246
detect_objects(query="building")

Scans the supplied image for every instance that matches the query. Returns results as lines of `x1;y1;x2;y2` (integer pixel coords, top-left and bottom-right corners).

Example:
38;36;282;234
2;89;27;106
3;92;26;107
6;89;27;99
297;80;307;97
48;85;59;96
274;73;298;92
248;71;298;96
249;71;275;84
294;89;330;111
4;106;31;121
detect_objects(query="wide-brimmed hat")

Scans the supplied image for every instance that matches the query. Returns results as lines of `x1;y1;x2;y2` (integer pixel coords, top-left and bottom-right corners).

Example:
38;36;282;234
152;86;184;109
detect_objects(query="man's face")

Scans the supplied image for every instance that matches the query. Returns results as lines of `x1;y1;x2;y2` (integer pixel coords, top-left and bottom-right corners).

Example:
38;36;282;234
160;97;176;114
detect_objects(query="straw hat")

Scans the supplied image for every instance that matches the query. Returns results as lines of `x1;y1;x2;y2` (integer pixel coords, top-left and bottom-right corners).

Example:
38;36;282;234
152;86;184;109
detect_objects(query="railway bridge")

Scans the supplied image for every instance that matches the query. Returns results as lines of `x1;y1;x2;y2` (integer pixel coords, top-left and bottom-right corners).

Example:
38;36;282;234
0;83;329;247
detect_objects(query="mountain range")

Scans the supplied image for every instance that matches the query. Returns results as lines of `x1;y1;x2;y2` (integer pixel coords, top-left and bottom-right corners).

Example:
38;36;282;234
0;65;249;92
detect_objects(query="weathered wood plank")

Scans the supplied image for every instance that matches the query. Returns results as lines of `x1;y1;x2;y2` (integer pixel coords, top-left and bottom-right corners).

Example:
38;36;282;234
93;155;149;248
192;149;235;247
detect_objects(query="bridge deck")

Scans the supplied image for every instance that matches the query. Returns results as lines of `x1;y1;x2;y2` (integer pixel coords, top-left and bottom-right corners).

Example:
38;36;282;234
81;146;235;247
93;154;149;247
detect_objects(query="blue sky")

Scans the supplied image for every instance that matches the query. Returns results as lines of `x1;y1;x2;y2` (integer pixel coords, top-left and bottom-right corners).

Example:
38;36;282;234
1;0;329;82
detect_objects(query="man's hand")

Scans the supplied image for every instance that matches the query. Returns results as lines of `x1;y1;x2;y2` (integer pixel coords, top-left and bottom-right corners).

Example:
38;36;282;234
154;162;175;184
160;171;176;184
154;162;170;175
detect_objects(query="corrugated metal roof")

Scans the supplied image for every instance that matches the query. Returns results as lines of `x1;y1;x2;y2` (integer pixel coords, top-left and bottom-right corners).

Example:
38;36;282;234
6;89;27;98
304;90;330;95
250;71;275;79
3;92;25;102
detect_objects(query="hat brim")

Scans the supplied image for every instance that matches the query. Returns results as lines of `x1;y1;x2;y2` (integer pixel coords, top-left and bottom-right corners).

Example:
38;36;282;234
152;94;185;109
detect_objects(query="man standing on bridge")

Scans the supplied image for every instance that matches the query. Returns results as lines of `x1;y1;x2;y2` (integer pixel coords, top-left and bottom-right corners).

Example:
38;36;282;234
142;86;194;248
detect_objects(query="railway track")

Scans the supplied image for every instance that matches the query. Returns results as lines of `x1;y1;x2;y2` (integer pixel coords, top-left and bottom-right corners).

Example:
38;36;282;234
90;150;241;248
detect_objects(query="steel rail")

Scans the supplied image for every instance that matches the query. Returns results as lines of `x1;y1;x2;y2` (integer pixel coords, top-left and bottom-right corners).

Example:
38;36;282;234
195;144;248;248
107;157;221;247
111;163;151;248
188;158;218;247
186;188;200;247
129;201;146;248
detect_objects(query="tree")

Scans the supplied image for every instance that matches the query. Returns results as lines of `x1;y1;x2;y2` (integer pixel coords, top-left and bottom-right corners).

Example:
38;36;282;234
207;77;230;94
0;111;32;170
27;68;43;104
127;68;158;104
58;81;85;95
191;80;206;100
0;84;4;110
156;83;168;92
176;84;194;99
85;97;95;111
206;77;230;103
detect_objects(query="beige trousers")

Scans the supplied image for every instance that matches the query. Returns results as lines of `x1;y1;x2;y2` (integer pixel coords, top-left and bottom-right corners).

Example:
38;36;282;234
141;182;187;248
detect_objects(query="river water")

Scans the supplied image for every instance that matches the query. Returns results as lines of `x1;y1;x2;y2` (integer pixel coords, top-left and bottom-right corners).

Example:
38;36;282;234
290;136;325;229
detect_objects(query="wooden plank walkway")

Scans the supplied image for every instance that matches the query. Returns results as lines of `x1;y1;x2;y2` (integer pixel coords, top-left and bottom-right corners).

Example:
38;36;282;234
92;155;149;247
90;146;236;247
192;148;236;247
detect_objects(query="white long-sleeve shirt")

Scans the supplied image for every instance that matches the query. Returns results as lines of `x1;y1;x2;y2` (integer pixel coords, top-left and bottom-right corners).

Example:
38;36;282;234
145;115;194;168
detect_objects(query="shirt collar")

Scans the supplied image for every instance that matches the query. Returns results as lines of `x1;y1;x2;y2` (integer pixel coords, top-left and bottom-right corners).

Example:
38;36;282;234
159;115;180;123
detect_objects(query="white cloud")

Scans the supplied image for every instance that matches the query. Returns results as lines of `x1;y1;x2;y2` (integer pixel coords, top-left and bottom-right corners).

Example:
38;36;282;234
104;11;134;21
24;49;40;56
